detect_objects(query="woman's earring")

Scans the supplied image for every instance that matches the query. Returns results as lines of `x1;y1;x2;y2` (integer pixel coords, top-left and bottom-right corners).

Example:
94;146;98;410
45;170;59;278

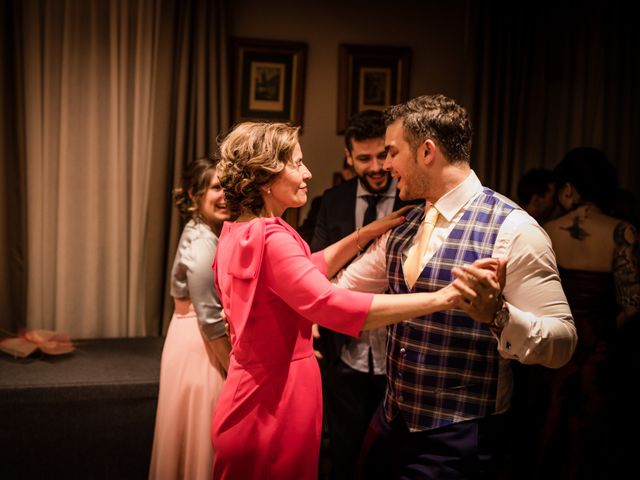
267;187;272;194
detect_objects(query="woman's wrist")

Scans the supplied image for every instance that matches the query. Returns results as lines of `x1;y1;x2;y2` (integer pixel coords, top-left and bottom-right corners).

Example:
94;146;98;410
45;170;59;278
433;287;455;311
359;223;376;244
355;228;365;252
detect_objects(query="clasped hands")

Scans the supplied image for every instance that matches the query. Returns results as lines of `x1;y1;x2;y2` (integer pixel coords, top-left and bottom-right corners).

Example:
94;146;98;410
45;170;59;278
363;207;506;327
450;257;506;325
311;258;507;360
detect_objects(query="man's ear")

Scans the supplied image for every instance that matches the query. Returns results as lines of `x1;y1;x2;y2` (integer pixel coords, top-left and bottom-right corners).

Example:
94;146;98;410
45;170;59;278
344;148;354;166
560;183;574;201
422;139;436;164
559;182;582;210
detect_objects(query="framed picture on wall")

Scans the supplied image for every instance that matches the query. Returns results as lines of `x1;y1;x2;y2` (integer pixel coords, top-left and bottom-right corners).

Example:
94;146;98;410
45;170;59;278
337;44;411;133
229;38;307;127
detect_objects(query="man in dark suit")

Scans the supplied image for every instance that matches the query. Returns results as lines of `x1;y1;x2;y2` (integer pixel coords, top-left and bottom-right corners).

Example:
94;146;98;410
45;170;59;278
310;110;414;479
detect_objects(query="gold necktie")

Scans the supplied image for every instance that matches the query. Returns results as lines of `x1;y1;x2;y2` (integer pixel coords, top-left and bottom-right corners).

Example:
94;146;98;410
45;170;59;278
404;205;439;289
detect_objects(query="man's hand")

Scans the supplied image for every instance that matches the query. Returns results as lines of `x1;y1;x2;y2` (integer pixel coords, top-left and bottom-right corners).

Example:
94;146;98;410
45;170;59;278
451;258;507;324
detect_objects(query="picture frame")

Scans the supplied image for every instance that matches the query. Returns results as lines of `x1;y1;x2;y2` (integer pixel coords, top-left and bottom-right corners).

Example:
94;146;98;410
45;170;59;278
229;38;307;128
337;44;411;133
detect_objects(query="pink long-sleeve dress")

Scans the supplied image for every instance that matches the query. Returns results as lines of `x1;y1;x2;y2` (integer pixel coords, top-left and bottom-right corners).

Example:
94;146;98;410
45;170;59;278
212;217;373;479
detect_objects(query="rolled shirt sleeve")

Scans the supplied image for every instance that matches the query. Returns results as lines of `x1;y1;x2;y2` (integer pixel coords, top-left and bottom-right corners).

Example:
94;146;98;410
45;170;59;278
333;233;391;293
494;212;577;368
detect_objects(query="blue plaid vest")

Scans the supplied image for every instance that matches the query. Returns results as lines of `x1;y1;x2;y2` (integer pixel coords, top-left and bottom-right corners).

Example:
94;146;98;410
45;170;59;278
384;188;517;432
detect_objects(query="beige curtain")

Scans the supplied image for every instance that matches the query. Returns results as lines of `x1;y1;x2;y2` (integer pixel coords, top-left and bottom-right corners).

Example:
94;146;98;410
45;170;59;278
468;1;639;201
2;0;226;338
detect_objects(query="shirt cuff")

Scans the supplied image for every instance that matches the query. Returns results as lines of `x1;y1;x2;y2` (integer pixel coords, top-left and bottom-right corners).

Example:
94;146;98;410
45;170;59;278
494;302;532;360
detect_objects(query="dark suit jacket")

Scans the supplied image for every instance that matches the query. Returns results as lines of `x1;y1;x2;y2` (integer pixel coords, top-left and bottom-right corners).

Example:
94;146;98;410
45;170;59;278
310;177;416;366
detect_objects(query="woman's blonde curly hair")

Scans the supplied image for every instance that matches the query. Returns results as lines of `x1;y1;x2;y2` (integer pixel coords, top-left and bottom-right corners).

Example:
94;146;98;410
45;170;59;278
217;122;300;217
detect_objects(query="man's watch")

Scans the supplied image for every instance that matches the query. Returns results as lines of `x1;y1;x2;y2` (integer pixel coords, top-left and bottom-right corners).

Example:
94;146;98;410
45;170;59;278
489;296;509;334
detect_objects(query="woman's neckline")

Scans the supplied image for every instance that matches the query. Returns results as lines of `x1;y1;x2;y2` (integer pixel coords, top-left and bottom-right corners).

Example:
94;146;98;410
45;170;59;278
234;213;281;223
227;215;282;225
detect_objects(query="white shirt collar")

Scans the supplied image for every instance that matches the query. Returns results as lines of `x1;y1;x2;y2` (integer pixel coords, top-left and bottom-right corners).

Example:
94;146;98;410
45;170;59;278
428;170;483;222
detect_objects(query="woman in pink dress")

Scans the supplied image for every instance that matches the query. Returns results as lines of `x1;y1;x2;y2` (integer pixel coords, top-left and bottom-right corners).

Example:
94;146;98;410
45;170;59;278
150;157;231;480
212;122;501;479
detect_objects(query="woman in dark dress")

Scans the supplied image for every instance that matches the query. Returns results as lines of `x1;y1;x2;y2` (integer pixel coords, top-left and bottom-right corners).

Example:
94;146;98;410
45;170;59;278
542;147;639;479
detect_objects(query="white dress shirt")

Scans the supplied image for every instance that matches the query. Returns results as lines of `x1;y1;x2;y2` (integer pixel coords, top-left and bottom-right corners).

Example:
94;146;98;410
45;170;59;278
335;171;577;411
340;179;398;375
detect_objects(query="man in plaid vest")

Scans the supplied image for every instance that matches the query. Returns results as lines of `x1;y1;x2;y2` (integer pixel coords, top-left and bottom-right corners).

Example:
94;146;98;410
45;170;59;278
336;94;577;478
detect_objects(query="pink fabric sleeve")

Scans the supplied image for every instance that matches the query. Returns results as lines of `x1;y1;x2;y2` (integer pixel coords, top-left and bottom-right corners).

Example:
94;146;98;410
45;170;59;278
310;250;327;276
262;223;372;337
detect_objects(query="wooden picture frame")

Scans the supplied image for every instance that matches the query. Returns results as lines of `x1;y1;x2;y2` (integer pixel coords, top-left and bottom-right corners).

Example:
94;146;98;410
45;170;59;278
229;38;307;127
337;44;411;133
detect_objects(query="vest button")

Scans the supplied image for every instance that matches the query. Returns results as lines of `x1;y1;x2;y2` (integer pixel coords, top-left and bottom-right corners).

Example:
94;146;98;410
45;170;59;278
399;347;406;355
